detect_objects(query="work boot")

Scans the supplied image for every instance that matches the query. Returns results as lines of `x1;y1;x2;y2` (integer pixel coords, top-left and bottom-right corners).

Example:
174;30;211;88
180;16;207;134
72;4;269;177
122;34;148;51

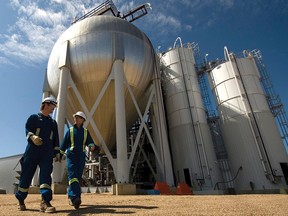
69;197;81;209
40;200;56;213
68;199;73;206
18;200;26;211
73;198;81;209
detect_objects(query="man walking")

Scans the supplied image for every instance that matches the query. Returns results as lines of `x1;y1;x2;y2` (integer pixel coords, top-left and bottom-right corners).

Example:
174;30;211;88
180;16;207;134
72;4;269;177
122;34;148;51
60;111;98;209
15;96;60;213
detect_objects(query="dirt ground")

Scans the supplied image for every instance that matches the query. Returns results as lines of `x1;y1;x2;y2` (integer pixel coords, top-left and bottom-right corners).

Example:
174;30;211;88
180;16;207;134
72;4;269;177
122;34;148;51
0;193;288;216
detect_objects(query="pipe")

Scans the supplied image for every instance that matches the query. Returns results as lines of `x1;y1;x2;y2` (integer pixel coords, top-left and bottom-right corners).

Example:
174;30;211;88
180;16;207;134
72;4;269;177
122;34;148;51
177;45;205;180
173;37;183;48
113;59;129;183
214;166;243;190
224;46;229;61
151;48;175;186
197;122;210;176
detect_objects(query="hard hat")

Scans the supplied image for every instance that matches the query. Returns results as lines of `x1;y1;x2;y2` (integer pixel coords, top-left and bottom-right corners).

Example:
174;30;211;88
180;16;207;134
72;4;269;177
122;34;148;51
73;111;86;121
42;96;57;106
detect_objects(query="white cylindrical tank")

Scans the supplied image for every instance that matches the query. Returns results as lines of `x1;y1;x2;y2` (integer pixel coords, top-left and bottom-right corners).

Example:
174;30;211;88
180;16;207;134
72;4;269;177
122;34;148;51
209;50;288;192
161;45;222;190
46;15;154;151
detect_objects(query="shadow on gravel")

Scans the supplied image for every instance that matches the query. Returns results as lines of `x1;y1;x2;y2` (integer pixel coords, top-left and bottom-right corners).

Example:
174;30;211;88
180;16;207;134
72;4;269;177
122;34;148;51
57;204;158;215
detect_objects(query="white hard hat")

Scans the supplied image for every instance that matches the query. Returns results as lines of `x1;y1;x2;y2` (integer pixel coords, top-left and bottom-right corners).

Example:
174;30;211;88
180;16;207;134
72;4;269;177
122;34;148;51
73;111;86;121
42;96;57;106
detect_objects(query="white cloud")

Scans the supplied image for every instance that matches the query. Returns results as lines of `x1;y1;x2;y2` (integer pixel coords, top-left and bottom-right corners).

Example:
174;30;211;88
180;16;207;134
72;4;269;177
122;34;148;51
0;56;15;66
117;0;136;13
0;0;103;67
185;25;192;31
1;0;204;66
180;0;234;10
1;0;187;67
219;0;234;9
148;12;181;35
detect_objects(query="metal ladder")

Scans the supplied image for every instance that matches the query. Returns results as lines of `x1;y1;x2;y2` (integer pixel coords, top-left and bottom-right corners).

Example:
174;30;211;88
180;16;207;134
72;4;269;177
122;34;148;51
191;42;217;119
251;49;288;151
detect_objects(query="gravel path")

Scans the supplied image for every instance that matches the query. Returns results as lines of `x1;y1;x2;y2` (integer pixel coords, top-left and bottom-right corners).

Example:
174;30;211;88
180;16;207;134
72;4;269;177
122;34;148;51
1;193;288;215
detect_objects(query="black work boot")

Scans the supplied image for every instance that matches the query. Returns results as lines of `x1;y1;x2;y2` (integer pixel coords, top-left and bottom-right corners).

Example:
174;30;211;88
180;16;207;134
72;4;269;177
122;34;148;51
73;197;81;209
40;200;56;213
18;200;26;211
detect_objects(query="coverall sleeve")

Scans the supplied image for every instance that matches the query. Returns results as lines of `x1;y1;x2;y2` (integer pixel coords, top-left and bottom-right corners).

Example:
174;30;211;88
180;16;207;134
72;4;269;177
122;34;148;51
85;131;94;146
60;130;70;155
85;130;100;152
53;121;60;157
25;114;37;145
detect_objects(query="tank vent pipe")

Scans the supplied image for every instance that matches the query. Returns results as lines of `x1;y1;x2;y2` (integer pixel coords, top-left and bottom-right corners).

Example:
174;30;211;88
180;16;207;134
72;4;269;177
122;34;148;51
173;37;183;48
224;46;229;61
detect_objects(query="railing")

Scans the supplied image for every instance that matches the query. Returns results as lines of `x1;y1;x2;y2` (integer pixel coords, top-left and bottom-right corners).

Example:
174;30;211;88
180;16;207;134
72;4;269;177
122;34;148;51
251;49;288;151
72;0;119;24
72;0;151;24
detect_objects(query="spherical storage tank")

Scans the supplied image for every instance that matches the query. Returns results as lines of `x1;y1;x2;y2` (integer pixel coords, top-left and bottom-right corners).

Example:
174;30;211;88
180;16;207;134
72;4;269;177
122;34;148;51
46;15;155;150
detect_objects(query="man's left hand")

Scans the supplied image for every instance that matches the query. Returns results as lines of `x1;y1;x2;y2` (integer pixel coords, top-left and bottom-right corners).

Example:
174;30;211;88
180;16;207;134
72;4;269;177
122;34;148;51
54;153;61;162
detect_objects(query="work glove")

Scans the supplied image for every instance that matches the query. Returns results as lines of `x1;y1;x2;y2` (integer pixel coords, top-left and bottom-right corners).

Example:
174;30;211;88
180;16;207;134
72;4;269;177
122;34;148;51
30;135;43;146
88;143;96;152
61;154;66;161
90;144;101;158
54;153;61;162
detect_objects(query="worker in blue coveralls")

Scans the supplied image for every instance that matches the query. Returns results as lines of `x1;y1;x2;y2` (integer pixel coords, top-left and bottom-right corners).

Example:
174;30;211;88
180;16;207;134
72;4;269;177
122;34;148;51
15;96;61;213
60;111;99;209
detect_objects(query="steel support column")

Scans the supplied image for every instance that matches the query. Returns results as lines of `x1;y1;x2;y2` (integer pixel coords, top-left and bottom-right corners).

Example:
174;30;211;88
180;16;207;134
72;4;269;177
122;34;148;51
113;59;129;183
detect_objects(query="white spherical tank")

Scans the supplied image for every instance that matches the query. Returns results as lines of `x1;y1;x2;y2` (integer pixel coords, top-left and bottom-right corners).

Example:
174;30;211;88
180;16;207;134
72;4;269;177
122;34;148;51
47;15;154;150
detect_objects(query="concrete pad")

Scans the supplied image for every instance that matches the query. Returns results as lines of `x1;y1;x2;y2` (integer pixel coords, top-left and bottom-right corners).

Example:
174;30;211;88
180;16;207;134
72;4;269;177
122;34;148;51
112;183;136;195
28;186;40;194
52;183;67;194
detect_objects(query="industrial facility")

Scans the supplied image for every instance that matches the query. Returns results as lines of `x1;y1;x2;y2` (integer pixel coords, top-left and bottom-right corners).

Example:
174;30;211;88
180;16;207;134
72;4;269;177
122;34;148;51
1;0;288;195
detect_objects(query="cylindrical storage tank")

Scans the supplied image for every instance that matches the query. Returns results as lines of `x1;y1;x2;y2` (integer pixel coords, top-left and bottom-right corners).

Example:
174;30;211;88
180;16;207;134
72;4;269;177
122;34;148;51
161;45;222;190
46;15;154;151
209;53;288;192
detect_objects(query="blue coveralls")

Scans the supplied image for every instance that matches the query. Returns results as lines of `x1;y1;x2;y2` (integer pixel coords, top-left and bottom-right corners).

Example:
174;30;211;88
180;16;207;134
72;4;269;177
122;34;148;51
15;113;59;202
60;124;96;203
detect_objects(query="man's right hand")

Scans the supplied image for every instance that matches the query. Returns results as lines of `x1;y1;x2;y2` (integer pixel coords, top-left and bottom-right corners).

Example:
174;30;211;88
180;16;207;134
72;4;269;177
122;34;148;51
31;135;43;146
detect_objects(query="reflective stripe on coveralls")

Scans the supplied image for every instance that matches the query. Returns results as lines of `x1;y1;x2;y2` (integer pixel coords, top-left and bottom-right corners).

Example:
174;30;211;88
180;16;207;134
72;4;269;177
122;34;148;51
69;178;79;185
18;187;29;193
26;128;41;140
26;127;54;141
40;184;51;189
69;127;87;151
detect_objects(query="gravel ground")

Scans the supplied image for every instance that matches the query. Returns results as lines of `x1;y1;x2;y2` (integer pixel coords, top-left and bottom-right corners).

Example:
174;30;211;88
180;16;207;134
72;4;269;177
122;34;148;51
1;193;288;215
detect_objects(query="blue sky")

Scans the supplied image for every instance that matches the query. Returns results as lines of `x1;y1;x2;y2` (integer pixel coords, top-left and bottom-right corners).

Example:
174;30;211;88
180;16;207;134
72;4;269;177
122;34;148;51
0;0;287;158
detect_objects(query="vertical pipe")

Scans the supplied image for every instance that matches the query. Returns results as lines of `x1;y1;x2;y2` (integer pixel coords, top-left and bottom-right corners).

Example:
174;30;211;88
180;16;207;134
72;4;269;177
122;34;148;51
53;66;70;183
152;52;175;186
56;66;69;144
177;46;205;179
42;92;50;99
113;59;129;183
